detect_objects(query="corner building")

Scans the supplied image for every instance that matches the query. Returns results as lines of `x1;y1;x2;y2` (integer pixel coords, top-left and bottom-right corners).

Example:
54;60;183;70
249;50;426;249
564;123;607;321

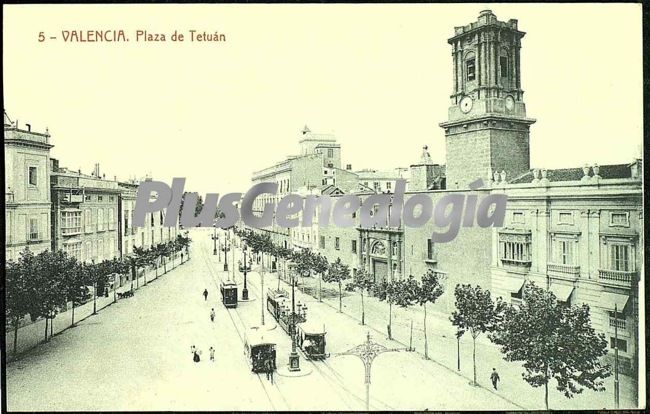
245;10;642;378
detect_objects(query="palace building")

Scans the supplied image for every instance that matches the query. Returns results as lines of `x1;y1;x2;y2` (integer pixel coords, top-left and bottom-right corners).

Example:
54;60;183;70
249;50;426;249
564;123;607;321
246;10;643;376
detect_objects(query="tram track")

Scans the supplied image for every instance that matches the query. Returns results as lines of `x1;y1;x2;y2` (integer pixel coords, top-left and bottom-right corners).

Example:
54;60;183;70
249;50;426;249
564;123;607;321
240;253;396;411
198;238;290;411
202;236;396;411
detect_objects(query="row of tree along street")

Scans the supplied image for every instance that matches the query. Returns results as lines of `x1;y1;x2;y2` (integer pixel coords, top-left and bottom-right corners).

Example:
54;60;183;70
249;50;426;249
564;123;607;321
5;234;192;355
232;226;611;410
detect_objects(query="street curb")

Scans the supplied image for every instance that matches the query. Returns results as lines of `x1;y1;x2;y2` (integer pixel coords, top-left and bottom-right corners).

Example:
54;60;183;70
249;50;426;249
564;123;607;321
282;277;528;411
276;365;313;377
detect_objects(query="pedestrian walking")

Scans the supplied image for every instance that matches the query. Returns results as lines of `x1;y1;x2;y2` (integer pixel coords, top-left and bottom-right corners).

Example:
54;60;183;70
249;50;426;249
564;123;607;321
181;252;184;263
210;308;216;322
265;357;274;384
209;347;215;362
490;368;500;390
193;349;201;363
191;344;196;359
203;289;208;301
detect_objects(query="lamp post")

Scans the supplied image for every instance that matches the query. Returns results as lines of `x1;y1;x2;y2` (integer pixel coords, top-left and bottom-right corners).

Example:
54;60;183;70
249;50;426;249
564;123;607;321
338;332;403;410
288;268;300;371
212;224;217;255
242;244;249;300
217;235;221;262
223;236;229;272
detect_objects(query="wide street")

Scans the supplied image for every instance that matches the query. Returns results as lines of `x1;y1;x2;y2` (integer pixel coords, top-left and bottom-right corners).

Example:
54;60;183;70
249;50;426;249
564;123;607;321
6;228;520;411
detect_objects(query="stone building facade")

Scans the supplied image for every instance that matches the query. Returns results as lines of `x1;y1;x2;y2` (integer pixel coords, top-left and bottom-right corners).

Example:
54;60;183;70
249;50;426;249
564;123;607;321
243;10;644;376
4;112;53;261
118;178;179;258
490;163;643;373
50;161;120;263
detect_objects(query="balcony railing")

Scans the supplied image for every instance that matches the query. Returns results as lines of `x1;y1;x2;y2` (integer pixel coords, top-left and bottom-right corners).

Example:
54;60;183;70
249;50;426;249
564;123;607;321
547;263;581;277
501;258;532;267
61;227;82;236
609;317;626;330
599;269;635;284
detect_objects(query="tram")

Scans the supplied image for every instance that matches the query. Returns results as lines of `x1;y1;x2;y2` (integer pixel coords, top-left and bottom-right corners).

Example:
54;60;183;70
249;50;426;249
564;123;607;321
244;328;276;373
220;280;238;308
266;288;307;334
297;321;328;360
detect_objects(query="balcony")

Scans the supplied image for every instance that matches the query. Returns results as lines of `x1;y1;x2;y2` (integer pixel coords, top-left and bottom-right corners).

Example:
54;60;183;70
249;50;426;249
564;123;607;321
547;263;580;279
61;227;82;236
609;317;626;330
599;269;635;287
501;258;532;267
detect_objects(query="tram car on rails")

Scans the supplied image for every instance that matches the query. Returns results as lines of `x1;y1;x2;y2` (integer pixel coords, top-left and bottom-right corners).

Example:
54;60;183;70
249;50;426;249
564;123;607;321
266;289;307;334
244;328;276;373
297;321;329;360
220;280;238;308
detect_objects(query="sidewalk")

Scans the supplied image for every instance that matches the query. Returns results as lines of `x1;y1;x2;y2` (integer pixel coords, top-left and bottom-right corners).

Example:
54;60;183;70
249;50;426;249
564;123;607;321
5;253;189;363
261;267;638;410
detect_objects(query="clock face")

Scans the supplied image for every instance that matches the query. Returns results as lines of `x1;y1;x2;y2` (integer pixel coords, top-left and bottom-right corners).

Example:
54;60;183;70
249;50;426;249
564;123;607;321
460;96;473;113
505;96;515;111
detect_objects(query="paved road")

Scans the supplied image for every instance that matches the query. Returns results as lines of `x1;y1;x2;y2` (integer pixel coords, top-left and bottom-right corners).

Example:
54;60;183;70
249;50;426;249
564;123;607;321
6;228;520;411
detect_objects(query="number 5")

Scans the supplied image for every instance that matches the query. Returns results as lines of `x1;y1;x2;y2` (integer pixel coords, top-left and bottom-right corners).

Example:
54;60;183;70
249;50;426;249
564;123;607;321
38;32;45;42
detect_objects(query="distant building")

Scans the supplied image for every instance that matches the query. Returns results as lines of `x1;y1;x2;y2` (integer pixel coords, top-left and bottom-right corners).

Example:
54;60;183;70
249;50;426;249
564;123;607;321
4;111;53;261
118;178;179;258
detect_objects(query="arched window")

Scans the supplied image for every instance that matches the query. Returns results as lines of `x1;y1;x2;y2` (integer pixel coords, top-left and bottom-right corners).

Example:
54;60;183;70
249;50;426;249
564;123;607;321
465;52;476;81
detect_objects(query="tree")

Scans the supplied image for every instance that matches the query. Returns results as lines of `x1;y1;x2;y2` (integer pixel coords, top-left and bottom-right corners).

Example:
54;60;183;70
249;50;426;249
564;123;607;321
293;249;314;293
32;250;71;341
312;253;329;302
412;270;444;360
323;258;350;313
5;250;31;354
65;261;90;326
372;277;414;339
345;268;374;325
450;284;506;386
490;282;611;410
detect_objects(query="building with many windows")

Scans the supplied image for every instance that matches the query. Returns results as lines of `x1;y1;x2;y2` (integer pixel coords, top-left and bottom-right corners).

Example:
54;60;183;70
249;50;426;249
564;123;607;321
50;161;120;263
118;178;179;258
4;111;53;261
244;10;643;377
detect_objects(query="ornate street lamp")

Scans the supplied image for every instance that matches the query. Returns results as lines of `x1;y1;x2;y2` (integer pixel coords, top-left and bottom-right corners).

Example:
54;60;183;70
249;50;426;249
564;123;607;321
242;243;249;300
288;268;300;371
223;233;230;272
338;332;403;410
212;224;218;255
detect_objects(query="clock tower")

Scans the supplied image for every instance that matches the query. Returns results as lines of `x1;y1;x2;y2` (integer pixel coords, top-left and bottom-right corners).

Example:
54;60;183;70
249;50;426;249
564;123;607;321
439;10;536;189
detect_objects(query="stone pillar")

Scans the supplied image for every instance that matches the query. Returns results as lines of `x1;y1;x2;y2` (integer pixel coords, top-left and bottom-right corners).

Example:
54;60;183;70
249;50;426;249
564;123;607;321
365;231;371;272
588;210;601;278
357;230;363;269
395;234;403;279
529;209;539;272
536;209;549;272
387;233;393;282
579;210;590;279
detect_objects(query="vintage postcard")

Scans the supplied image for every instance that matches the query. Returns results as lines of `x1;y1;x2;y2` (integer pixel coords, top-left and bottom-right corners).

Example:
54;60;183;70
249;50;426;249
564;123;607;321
3;3;645;411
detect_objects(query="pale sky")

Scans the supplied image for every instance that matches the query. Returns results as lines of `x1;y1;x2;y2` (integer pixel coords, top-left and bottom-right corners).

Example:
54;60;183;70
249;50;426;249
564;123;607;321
3;3;643;195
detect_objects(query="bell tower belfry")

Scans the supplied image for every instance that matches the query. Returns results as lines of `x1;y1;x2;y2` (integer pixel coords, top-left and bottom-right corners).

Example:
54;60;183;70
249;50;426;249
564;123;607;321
439;10;536;189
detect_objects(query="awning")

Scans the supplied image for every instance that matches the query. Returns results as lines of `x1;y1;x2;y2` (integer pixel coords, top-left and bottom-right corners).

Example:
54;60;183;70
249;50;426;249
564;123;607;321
502;277;525;293
599;292;629;312
549;284;574;302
